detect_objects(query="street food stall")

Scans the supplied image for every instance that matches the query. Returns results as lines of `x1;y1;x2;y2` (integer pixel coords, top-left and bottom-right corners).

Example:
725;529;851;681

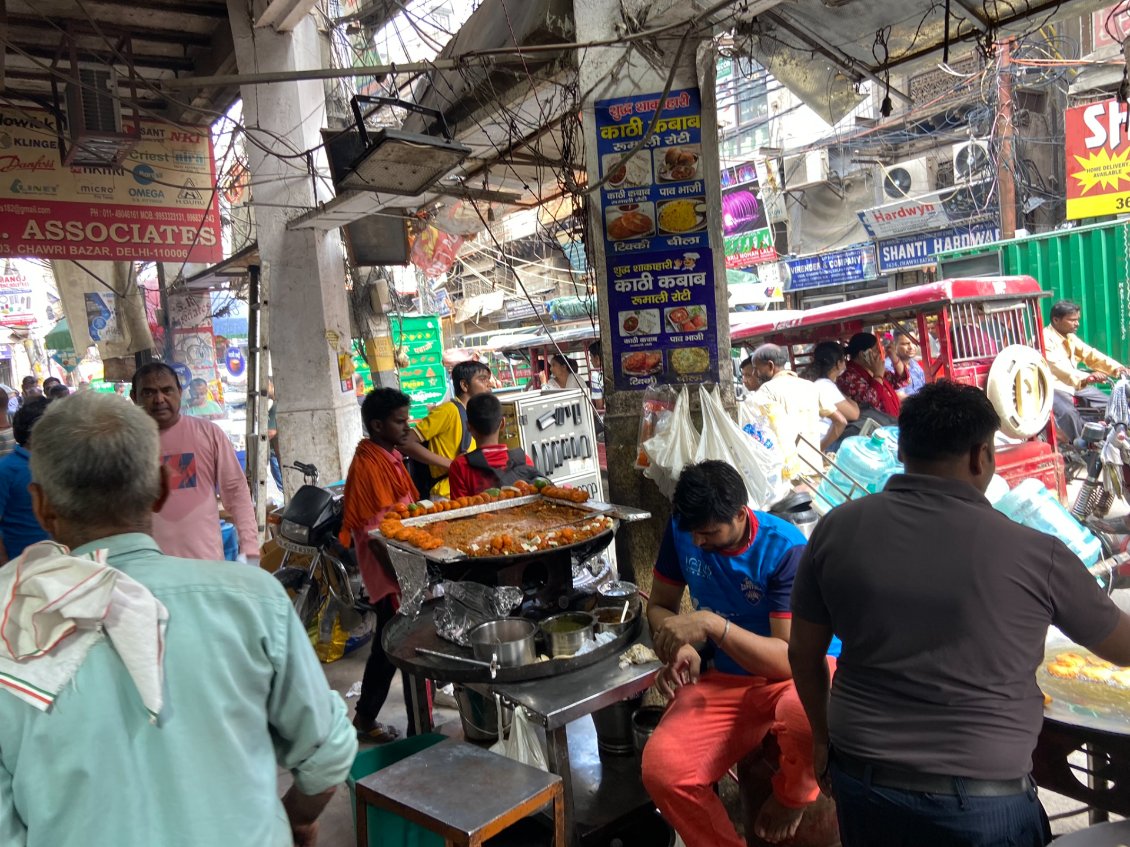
373;480;658;845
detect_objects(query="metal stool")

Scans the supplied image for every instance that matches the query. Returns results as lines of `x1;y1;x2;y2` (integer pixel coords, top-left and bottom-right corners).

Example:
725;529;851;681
1053;820;1130;846
354;738;566;847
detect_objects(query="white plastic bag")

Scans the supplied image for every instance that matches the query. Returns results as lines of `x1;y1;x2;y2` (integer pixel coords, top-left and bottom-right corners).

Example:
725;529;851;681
490;697;549;771
642;386;699;499
695;386;788;509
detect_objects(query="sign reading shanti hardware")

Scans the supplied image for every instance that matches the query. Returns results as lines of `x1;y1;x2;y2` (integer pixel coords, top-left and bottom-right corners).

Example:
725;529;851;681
0;109;221;263
877;222;1001;273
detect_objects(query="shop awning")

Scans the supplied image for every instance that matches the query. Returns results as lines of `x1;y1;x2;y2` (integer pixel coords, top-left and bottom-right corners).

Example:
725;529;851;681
45;319;75;352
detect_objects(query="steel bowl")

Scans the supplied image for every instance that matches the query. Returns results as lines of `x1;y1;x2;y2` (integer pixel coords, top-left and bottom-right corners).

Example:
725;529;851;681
469;618;537;668
593;605;637;637
540;611;595;658
597;580;640;611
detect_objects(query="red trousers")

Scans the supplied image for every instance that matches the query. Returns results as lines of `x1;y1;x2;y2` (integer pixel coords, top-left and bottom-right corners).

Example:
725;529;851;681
642;662;836;847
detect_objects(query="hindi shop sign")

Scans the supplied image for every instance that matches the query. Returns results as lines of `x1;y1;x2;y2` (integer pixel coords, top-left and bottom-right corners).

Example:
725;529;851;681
0;109;222;263
784;246;877;291
877;222;1001;274
1066;98;1130;220
595;87;720;391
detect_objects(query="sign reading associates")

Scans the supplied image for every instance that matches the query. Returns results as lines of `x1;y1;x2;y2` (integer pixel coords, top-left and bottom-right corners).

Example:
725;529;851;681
0;109;222;263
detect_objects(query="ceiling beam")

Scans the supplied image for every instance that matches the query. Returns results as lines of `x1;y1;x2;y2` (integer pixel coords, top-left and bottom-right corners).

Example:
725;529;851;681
78;0;228;18
7;41;195;71
255;0;319;32
5;15;213;47
949;0;990;34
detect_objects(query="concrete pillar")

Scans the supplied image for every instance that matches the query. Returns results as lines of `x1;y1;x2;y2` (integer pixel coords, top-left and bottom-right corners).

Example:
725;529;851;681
576;1;733;580
227;2;361;492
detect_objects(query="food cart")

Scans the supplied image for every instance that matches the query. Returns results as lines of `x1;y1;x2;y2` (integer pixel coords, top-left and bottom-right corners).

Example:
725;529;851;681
373;485;658;845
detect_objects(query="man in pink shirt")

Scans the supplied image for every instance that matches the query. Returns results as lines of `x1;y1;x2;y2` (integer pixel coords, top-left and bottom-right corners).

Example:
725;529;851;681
131;363;258;564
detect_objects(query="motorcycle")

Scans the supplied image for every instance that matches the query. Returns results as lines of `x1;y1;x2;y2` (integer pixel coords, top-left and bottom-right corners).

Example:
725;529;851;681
273;462;366;630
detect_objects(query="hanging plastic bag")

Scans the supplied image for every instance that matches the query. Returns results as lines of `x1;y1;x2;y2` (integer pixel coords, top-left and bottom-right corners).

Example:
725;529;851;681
643;386;699;499
490;698;549;772
695;386;788;509
635;384;677;469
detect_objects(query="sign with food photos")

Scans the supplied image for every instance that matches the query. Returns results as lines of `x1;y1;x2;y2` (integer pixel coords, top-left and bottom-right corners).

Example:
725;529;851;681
595;87;718;390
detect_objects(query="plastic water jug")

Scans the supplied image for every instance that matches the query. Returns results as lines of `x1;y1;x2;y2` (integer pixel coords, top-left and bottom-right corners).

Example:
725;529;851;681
815;432;902;510
993;478;1103;567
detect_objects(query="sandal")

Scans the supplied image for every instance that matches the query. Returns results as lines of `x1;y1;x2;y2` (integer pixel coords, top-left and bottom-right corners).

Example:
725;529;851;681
354;720;401;743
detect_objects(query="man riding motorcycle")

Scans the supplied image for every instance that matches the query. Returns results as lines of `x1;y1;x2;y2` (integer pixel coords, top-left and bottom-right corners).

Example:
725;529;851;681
1044;299;1130;444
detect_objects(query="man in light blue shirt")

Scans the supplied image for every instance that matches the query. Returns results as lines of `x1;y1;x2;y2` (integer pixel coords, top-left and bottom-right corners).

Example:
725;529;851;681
0;392;357;847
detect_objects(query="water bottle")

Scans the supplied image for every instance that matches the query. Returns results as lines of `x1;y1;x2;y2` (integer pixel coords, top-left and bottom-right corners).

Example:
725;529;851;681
815;432;903;510
994;478;1103;566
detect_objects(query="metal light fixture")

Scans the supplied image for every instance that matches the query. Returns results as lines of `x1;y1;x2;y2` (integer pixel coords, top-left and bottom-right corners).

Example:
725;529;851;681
338;95;471;196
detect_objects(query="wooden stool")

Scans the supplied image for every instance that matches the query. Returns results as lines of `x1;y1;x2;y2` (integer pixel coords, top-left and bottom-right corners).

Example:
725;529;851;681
354;738;566;847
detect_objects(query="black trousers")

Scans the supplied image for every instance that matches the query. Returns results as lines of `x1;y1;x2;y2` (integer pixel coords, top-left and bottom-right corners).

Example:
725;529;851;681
356;595;415;731
1053;387;1108;444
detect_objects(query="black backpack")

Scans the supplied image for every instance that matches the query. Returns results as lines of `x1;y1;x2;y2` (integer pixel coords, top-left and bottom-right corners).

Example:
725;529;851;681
465;447;540;488
407;400;471;497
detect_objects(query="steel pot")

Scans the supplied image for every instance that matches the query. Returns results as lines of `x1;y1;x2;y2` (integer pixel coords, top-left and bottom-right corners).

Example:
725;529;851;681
632;705;665;754
469;618;537;668
540;611;595;658
597;580;640;614
593;605;637;637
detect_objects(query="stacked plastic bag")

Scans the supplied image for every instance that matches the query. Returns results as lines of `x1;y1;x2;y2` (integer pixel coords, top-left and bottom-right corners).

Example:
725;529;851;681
640;385;788;509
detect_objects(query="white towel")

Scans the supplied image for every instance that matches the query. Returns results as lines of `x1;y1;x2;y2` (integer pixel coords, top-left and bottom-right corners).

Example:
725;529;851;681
0;541;169;719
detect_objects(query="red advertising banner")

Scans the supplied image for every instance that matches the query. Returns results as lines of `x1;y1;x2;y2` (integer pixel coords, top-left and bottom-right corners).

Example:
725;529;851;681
1093;5;1130;51
0;109;222;263
1065;98;1130;220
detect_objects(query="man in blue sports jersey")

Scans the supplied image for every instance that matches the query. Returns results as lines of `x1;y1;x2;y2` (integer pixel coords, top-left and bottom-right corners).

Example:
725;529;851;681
641;460;836;847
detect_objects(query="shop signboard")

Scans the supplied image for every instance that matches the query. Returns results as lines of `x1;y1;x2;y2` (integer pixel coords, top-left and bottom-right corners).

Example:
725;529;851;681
595;86;719;390
391;315;446;420
858;179;997;238
876;222;1001;273
1065;98;1130;220
84;291;120;342
721;162;775;269
0;109;221;263
0;273;35;325
784;246;877;291
1093;5;1130;50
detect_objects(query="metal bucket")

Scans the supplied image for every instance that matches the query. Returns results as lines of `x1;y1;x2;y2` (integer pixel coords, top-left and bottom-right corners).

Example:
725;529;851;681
631;705;665;755
591;695;643;757
454;685;512;743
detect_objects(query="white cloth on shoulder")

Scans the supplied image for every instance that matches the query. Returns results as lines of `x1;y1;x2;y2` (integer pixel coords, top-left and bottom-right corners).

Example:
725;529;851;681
0;541;168;719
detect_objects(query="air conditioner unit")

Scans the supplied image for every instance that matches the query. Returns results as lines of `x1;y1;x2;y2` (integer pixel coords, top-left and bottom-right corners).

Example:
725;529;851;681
882;157;937;199
62;64;138;167
782;149;829;189
953;140;992;182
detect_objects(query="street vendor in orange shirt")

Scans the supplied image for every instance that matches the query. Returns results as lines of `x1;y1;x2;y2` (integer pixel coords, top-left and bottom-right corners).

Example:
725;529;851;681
340;387;420;743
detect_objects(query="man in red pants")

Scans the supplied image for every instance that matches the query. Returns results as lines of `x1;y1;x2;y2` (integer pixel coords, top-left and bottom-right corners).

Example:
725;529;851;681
643;460;836;846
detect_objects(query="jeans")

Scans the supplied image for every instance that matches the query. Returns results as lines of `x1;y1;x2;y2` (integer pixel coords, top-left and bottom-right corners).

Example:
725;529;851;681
269;451;283;489
830;758;1051;847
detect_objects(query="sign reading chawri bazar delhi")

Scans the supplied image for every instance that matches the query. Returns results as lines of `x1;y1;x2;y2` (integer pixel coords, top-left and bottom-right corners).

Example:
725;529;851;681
0;109;222;263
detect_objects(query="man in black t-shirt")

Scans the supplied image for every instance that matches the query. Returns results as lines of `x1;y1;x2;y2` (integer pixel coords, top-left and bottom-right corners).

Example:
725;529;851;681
789;381;1130;847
